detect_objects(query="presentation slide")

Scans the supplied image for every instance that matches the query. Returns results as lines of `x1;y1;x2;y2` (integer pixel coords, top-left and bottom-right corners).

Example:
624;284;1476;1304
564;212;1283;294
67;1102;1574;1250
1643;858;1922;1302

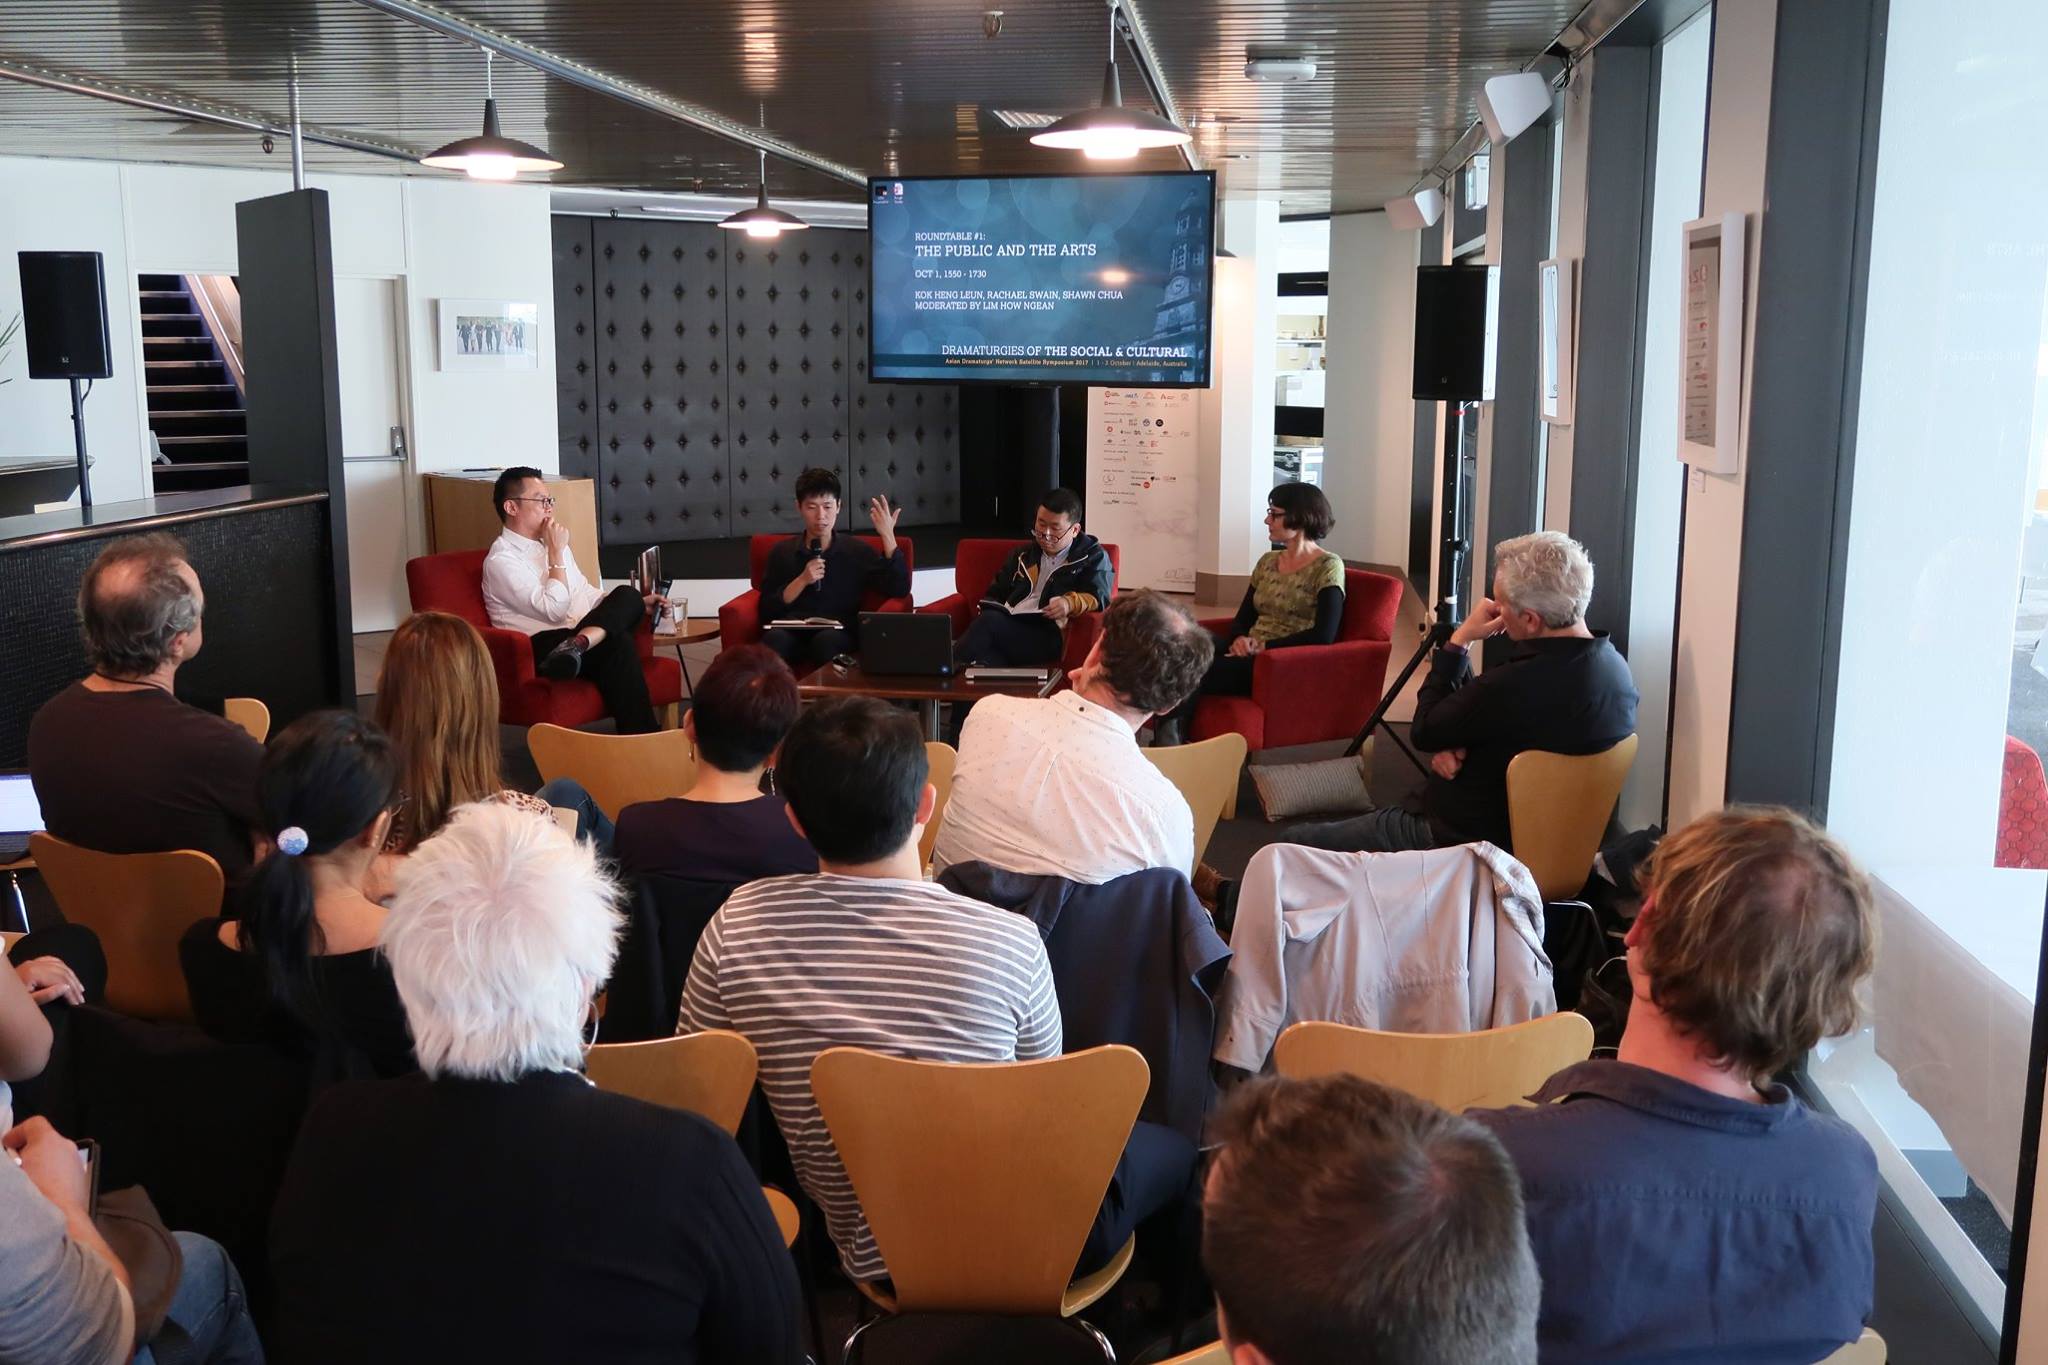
868;172;1215;387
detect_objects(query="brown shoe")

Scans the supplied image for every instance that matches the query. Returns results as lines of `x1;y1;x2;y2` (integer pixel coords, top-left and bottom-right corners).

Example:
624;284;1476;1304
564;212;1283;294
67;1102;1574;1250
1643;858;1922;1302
1191;861;1224;910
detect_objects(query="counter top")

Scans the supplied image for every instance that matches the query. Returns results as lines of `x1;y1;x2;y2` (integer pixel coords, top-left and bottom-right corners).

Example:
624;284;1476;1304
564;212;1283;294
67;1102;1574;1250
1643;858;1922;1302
0;484;329;552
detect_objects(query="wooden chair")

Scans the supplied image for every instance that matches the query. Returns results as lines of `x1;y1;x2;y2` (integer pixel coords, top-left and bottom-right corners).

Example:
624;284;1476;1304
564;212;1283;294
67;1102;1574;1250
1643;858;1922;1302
1825;1328;1886;1363
584;1030;758;1134
920;740;958;870
27;834;222;1022
527;723;698;820
1143;732;1248;865
811;1044;1149;1316
1272;1014;1596;1112
1158;1343;1228;1365
1504;735;1638;903
583;1031;799;1247
223;696;271;744
0;930;22;956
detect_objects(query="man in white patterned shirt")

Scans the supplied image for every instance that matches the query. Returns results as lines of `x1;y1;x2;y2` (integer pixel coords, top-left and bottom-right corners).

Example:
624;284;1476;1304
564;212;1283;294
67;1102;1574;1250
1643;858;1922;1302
480;466;664;733
681;696;1194;1283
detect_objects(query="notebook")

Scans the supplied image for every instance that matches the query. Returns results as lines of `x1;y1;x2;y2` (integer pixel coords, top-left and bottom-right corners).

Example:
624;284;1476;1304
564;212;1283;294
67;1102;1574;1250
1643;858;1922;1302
0;772;45;863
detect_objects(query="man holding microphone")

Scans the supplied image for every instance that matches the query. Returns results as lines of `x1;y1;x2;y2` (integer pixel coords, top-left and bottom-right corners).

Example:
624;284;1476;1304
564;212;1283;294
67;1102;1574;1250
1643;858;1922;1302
481;466;667;734
758;467;910;670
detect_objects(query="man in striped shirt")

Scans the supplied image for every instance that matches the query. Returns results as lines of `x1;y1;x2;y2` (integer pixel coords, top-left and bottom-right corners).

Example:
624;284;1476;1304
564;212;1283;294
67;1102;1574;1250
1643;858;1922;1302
682;697;1191;1285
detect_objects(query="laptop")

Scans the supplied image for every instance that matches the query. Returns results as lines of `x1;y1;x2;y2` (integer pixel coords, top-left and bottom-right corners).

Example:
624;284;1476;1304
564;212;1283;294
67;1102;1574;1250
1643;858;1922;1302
860;612;955;677
0;771;44;864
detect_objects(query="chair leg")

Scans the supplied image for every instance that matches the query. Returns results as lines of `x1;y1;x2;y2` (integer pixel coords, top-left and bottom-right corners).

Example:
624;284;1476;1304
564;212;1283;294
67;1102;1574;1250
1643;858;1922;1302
658;701;679;730
795;1207;829;1365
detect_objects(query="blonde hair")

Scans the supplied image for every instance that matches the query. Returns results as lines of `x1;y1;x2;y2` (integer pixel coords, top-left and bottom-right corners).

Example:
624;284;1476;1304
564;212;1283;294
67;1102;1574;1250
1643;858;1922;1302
1637;807;1876;1080
374;612;503;852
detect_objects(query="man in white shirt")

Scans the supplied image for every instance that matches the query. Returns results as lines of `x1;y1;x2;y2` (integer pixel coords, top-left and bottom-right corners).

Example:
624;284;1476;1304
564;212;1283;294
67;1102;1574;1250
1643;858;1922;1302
480;466;664;733
933;589;1214;884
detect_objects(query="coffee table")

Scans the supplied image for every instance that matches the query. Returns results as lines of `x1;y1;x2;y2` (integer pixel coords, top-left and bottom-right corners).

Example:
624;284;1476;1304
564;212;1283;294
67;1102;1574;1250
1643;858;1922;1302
797;662;1064;740
652;617;723;697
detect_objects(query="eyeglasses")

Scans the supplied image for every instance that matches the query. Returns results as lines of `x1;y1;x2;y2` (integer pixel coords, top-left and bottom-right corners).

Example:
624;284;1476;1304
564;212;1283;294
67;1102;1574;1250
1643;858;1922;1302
511;495;556;510
1264;508;1286;520
1033;522;1074;539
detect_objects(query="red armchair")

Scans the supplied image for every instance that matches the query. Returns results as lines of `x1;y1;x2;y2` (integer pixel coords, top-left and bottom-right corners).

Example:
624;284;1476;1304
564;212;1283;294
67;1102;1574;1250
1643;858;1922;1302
1190;567;1405;752
917;538;1122;674
404;549;683;729
717;534;916;658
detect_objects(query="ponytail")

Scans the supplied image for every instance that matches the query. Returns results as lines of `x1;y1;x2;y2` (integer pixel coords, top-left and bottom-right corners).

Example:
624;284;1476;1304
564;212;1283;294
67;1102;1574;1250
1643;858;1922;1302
239;710;398;1009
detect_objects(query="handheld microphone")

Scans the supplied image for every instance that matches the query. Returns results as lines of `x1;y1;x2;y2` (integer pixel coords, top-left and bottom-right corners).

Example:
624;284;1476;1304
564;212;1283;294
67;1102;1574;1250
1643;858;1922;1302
806;537;823;561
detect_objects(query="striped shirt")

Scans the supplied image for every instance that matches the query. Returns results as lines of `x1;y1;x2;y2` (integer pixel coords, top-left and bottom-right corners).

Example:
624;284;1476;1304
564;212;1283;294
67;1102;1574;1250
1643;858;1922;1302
679;873;1061;1281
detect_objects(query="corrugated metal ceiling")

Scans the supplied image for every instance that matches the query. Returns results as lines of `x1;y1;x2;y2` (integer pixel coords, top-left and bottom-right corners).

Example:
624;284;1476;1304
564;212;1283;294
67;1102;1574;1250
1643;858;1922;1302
0;0;1579;213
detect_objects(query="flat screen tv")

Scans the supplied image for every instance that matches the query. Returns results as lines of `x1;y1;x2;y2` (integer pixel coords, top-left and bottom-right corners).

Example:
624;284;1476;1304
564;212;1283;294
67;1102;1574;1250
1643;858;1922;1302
868;171;1216;387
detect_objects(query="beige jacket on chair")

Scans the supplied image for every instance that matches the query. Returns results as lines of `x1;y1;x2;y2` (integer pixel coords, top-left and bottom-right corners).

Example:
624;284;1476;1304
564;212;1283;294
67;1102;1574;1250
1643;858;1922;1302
1213;842;1556;1073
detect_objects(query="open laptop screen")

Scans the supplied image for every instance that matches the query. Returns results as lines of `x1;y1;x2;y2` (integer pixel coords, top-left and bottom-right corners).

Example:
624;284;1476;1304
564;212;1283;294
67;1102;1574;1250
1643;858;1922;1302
0;773;44;837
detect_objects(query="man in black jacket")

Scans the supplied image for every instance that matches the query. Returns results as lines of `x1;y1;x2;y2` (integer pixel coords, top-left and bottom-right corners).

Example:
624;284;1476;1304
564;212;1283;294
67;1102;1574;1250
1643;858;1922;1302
956;488;1114;667
1290;530;1638;856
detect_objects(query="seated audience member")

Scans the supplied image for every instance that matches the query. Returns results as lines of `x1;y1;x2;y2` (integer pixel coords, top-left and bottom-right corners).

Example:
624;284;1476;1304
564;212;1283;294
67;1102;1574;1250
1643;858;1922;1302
28;532;262;889
758;466;909;670
1288;530;1637;856
1203;1073;1538;1365
180;711;414;1080
480;466;667;735
954;488;1113;668
1471;808;1878;1364
683;697;1195;1282
614;644;816;885
1155;482;1345;747
271;803;799;1364
2;963;263;1365
370;610;590;871
931;589;1213;883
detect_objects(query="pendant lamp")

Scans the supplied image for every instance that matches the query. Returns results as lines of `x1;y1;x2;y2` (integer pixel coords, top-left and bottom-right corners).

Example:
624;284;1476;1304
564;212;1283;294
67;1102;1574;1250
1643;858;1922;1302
1029;0;1191;161
420;47;562;181
719;149;811;238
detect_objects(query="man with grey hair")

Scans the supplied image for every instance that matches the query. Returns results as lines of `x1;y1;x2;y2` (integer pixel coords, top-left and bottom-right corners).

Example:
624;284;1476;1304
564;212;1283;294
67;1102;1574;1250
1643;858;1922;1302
271;803;800;1362
1202;1072;1539;1365
28;533;262;887
1287;530;1636;855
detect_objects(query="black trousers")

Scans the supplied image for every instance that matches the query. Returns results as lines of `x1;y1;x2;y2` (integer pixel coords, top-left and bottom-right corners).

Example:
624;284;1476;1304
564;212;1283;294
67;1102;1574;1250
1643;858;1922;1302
1076;1119;1198;1277
955;610;1063;667
760;624;852;671
533;586;659;734
1164;652;1255;728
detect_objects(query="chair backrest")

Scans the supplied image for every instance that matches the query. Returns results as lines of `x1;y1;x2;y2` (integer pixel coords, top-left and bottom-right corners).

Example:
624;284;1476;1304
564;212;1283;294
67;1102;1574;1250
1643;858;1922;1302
404;548;492;629
1822;1329;1885;1363
526;724;698;820
0;930;22;956
920;740;958;870
1272;1014;1596;1112
1338;567;1405;643
584;1029;759;1134
811;1044;1149;1314
846;1314;1116;1364
223;696;271;744
951;539;1024;601
28;833;223;1022
1505;735;1639;902
1156;1343;1228;1365
1142;732;1248;865
747;533;916;593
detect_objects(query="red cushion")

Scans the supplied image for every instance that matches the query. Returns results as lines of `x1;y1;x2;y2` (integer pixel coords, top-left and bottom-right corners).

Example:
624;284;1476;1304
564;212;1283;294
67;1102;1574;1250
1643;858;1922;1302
951;539;1021;601
1999;735;2048;869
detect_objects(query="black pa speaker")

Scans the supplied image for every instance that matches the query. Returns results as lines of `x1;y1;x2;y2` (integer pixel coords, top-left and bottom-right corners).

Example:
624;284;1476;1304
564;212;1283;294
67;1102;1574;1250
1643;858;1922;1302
18;251;113;380
1412;264;1495;402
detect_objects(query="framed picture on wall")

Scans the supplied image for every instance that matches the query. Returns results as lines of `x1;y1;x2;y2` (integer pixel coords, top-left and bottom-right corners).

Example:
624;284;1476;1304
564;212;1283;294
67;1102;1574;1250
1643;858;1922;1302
1678;213;1746;474
1538;257;1575;425
437;299;539;372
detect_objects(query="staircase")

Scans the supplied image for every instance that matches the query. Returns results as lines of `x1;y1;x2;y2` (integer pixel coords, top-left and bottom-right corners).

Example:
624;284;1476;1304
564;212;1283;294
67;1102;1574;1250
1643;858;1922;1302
139;274;248;492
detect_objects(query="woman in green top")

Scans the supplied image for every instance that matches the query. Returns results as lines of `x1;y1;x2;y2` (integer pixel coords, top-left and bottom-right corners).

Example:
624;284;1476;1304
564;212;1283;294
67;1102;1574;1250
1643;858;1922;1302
1153;481;1346;745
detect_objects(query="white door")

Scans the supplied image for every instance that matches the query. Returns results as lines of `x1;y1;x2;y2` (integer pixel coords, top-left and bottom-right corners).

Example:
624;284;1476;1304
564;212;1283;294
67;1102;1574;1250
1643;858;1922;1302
334;277;410;632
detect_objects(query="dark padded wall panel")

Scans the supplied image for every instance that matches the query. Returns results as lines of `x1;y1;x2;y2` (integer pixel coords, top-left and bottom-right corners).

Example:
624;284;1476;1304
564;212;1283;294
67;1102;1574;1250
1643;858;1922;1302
846;240;960;524
552;217;598;480
0;499;338;765
726;235;851;533
592;219;731;544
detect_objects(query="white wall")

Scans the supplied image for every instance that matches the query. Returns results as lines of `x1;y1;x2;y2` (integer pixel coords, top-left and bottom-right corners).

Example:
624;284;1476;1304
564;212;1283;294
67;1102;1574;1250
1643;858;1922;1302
1276;217;1330;275
1664;0;1777;827
1617;11;1711;829
0;155;556;629
1199;203;1281;587
1323;210;1418;567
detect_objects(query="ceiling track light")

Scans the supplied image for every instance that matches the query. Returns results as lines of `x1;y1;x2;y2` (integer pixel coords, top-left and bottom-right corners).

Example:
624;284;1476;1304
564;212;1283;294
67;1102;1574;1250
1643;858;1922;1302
419;46;562;180
719;147;810;238
1029;0;1191;161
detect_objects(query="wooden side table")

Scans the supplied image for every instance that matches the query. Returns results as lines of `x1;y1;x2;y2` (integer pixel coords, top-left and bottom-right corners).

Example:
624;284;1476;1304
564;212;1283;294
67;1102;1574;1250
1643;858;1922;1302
652;618;723;698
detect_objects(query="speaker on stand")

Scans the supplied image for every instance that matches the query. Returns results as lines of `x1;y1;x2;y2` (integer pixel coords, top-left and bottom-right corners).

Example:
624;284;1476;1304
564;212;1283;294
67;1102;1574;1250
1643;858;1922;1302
17;251;114;510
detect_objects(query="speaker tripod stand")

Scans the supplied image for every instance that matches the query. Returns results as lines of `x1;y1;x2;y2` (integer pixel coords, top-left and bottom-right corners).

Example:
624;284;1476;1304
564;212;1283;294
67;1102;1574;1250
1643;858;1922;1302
67;376;93;510
1343;603;1457;778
